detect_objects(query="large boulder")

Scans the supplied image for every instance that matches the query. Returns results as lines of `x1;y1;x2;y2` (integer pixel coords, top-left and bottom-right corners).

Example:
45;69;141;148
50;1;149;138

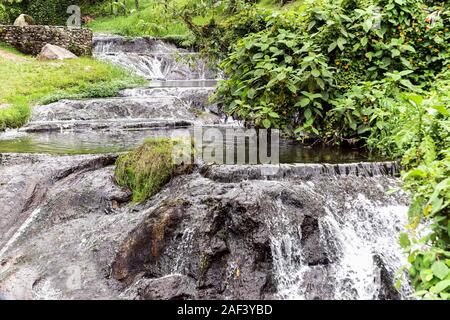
13;14;35;27
37;44;78;60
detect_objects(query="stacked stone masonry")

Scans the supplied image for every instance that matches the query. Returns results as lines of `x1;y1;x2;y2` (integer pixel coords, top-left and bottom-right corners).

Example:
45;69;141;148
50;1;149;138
0;25;92;56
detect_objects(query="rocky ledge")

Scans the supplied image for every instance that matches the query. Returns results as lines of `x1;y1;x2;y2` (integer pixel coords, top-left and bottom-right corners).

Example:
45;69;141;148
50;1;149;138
0;154;410;300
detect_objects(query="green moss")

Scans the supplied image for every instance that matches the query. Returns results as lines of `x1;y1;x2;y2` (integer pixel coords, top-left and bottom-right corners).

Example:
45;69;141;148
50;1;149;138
114;138;194;203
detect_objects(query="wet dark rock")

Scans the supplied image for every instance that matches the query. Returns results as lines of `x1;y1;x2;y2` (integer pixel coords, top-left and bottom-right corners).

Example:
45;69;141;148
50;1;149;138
0;153;117;249
201;162;401;183
123;274;197;300
93;36;177;54
107;165;409;299
112;201;190;282
20;119;193;133
374;255;401;300
297;266;335;300
0;154;138;299
301;216;330;266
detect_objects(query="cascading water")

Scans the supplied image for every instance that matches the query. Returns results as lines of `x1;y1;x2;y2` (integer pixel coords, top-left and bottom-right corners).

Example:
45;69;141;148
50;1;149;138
322;195;410;300
258;173;412;300
93;35;220;81
265;198;307;299
0;35;413;300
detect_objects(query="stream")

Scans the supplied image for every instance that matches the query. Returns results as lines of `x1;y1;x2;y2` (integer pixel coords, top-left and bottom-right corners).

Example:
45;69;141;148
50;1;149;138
0;35;412;300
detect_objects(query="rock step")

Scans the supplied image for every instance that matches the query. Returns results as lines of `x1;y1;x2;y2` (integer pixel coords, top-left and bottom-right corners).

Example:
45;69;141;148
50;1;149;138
201;162;402;182
119;86;216;97
21;119;193;133
30;96;221;123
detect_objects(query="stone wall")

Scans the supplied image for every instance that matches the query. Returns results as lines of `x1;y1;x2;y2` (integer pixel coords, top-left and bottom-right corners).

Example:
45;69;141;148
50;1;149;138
0;25;92;56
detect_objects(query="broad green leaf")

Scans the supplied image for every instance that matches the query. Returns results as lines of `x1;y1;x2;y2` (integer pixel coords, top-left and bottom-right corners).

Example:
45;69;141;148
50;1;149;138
337;37;347;50
391;49;401;57
431;105;449;116
297;98;310;108
413;290;429;297
252;53;263;60
431;280;450;294
328;42;337;53
311;69;321;77
247;89;256;99
304;108;312;120
431;261;450;280
269;112;280;118
361;37;368;46
363;19;373;33
420;269;434;282
407;94;423;107
399;232;411;249
287;83;297;93
277;72;286;81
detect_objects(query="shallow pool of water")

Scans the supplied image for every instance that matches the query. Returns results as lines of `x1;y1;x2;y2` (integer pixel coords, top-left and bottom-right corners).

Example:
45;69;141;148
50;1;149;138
0;127;384;164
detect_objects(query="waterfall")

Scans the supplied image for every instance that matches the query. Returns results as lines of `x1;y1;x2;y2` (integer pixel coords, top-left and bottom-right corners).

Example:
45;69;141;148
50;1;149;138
93;35;220;81
266;198;308;299
259;174;412;300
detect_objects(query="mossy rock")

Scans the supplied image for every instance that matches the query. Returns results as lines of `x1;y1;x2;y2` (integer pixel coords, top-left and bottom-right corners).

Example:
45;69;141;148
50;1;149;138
114;138;194;203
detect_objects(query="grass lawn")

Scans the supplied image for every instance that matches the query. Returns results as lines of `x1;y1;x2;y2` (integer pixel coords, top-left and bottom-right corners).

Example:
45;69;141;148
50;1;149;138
0;43;147;130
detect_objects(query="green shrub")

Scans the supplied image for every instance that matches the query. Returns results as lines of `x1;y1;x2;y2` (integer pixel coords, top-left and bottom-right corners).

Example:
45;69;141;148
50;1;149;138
212;0;450;142
215;27;334;136
115;138;194;203
25;0;78;25
362;75;450;299
202;1;450;299
0;1;23;24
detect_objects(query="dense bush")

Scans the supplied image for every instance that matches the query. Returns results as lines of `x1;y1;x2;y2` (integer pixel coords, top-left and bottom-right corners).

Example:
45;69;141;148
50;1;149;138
0;0;103;25
0;0;22;24
24;0;79;25
212;0;449;142
183;3;273;60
